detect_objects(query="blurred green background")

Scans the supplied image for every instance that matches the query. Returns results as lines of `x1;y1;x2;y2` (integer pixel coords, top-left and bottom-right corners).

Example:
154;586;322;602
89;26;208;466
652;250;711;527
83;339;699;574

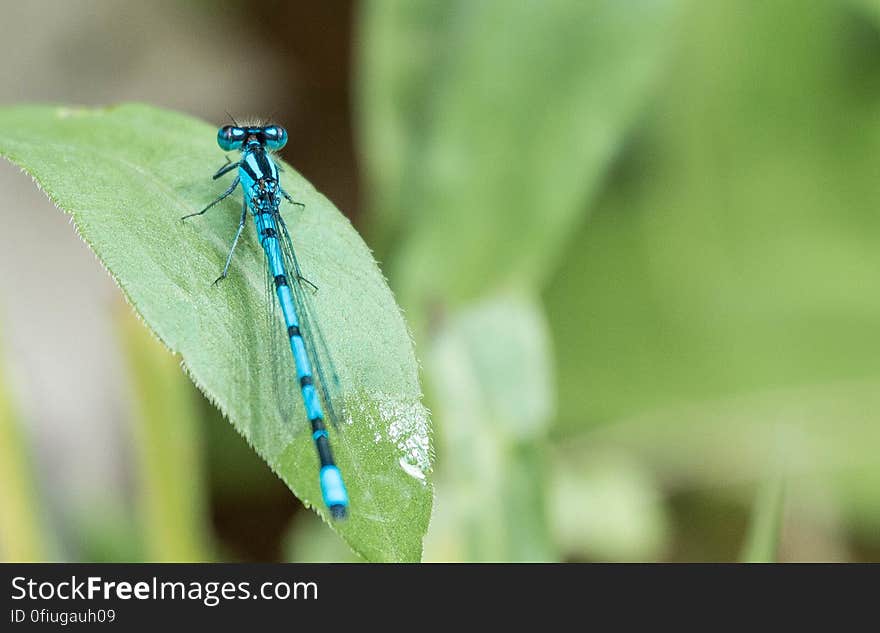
2;0;880;562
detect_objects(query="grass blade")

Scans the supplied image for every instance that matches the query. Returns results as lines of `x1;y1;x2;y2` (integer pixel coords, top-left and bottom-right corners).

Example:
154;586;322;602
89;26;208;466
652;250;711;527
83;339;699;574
740;476;786;563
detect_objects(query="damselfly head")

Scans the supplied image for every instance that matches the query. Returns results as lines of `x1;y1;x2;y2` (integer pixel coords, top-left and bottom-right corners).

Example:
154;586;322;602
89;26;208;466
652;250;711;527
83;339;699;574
216;125;288;152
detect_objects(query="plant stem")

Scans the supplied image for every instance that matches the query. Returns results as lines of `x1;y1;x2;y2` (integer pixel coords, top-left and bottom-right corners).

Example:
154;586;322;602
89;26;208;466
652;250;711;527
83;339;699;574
117;309;211;561
740;475;786;563
0;342;46;561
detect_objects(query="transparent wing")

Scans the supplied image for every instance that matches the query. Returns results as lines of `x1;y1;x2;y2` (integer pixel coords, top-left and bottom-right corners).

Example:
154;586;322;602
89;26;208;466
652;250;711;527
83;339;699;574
275;209;345;428
263;243;300;426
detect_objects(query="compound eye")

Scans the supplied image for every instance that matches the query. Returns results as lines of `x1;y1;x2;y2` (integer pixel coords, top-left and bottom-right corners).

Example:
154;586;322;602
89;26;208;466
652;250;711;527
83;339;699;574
217;125;246;151
263;125;288;150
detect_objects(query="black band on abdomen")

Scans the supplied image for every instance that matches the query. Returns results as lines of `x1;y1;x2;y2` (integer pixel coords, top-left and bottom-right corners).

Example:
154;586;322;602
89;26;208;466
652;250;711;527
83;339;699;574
314;433;335;468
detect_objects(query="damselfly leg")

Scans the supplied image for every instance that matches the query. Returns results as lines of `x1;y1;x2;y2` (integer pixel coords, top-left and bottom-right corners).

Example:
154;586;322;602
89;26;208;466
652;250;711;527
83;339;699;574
280;187;305;209
213;156;240;180
213;197;249;285
181;176;240;220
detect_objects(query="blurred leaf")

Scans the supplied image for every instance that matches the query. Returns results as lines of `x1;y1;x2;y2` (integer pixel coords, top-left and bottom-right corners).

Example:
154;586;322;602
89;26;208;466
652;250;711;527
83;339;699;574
542;0;880;549
0;103;432;562
70;505;144;563
444;293;554;440
284;513;363;563
0;334;47;561
117;308;211;561
200;393;290;499
549;449;670;562
548;0;880;426
502;442;555;561
852;0;880;24
740;476;785;563
568;379;880;540
423;293;556;561
359;0;679;315
357;0;458;251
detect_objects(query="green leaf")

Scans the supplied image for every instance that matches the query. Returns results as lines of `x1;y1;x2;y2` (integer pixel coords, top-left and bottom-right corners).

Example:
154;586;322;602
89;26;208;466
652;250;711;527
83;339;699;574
543;2;880;540
546;0;880;431
358;0;680;311
0;103;432;562
851;0;880;24
356;0;461;251
358;1;679;562
423;293;556;561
